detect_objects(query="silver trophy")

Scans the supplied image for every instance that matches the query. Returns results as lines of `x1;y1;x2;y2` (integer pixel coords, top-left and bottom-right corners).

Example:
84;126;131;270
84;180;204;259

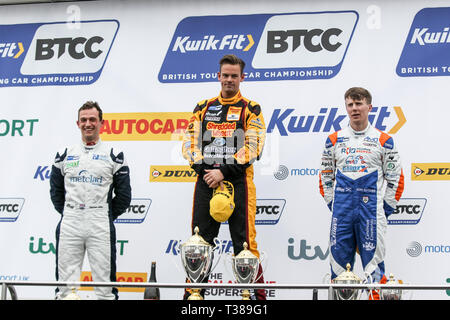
180;226;215;300
333;263;362;300
231;242;260;300
381;273;403;300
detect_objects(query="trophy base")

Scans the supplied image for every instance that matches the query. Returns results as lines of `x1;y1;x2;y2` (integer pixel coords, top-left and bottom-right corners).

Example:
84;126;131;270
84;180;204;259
188;289;204;300
241;289;251;300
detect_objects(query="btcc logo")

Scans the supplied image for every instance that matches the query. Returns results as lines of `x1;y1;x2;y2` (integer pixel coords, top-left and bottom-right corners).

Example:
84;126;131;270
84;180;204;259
115;198;152;224
252;11;358;70
255;199;286;225
159;11;358;83
35;36;104;60
267;28;342;53
0;20;119;87
0;198;25;222
388;198;427;225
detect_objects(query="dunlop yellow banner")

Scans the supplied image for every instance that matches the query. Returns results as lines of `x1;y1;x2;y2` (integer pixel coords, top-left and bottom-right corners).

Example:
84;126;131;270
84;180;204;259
100;112;191;141
411;163;450;181
150;165;198;182
79;272;147;292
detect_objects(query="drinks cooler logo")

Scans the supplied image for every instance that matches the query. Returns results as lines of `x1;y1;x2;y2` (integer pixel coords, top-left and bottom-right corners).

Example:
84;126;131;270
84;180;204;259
159;11;358;82
0;20;119;87
397;7;450;77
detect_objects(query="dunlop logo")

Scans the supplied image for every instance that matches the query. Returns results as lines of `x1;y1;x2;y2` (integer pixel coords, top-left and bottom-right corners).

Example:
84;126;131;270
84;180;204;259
150;165;197;182
411;163;450;181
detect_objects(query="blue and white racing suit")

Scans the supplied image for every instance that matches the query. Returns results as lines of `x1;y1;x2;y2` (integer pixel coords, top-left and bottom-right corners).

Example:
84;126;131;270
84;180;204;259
50;140;131;299
319;124;404;282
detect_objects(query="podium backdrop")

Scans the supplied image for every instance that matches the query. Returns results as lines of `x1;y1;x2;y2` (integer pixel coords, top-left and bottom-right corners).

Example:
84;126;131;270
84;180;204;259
1;0;449;299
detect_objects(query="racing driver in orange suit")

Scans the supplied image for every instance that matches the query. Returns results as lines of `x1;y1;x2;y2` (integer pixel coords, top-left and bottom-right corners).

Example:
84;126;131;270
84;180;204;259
182;54;266;300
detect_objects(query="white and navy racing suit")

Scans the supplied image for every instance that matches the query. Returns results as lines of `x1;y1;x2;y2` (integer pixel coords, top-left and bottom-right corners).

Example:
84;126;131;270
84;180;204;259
50;140;131;299
319;124;404;283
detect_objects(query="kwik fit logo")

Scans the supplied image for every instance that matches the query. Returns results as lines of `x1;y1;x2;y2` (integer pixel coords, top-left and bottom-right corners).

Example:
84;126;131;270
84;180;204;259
0;20;119;87
397;7;450;77
159;11;358;82
268;106;406;135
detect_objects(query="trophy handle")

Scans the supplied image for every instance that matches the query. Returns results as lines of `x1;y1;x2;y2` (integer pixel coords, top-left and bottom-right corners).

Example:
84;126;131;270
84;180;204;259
254;251;268;283
363;274;379;300
322;273;332;284
209;237;224;274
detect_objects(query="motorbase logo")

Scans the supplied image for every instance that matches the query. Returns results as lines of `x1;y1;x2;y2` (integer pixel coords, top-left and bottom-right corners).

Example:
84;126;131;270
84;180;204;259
79;271;147;292
411;163;450;181
100;112;191;141
387;198;427;225
0;20;118;87
0;198;25;222
397;7;450;77
406;241;450;258
159;11;358;83
150;165;198;182
268;106;405;136
274;165;320;180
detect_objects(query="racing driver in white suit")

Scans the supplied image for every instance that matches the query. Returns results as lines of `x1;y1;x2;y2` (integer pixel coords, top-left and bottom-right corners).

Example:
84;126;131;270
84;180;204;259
50;101;131;300
319;88;404;299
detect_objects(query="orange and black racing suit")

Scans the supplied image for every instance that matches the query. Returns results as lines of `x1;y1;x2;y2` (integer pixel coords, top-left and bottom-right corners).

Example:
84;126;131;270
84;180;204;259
182;90;266;299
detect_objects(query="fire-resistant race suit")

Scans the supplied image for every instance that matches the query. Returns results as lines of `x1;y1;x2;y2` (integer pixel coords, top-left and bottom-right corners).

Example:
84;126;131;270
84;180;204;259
319;124;404;284
182;90;266;299
50;140;131;300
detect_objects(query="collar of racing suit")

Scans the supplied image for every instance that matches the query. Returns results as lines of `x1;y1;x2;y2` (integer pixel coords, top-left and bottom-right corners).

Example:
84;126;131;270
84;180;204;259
218;90;242;105
81;139;101;152
349;123;371;136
